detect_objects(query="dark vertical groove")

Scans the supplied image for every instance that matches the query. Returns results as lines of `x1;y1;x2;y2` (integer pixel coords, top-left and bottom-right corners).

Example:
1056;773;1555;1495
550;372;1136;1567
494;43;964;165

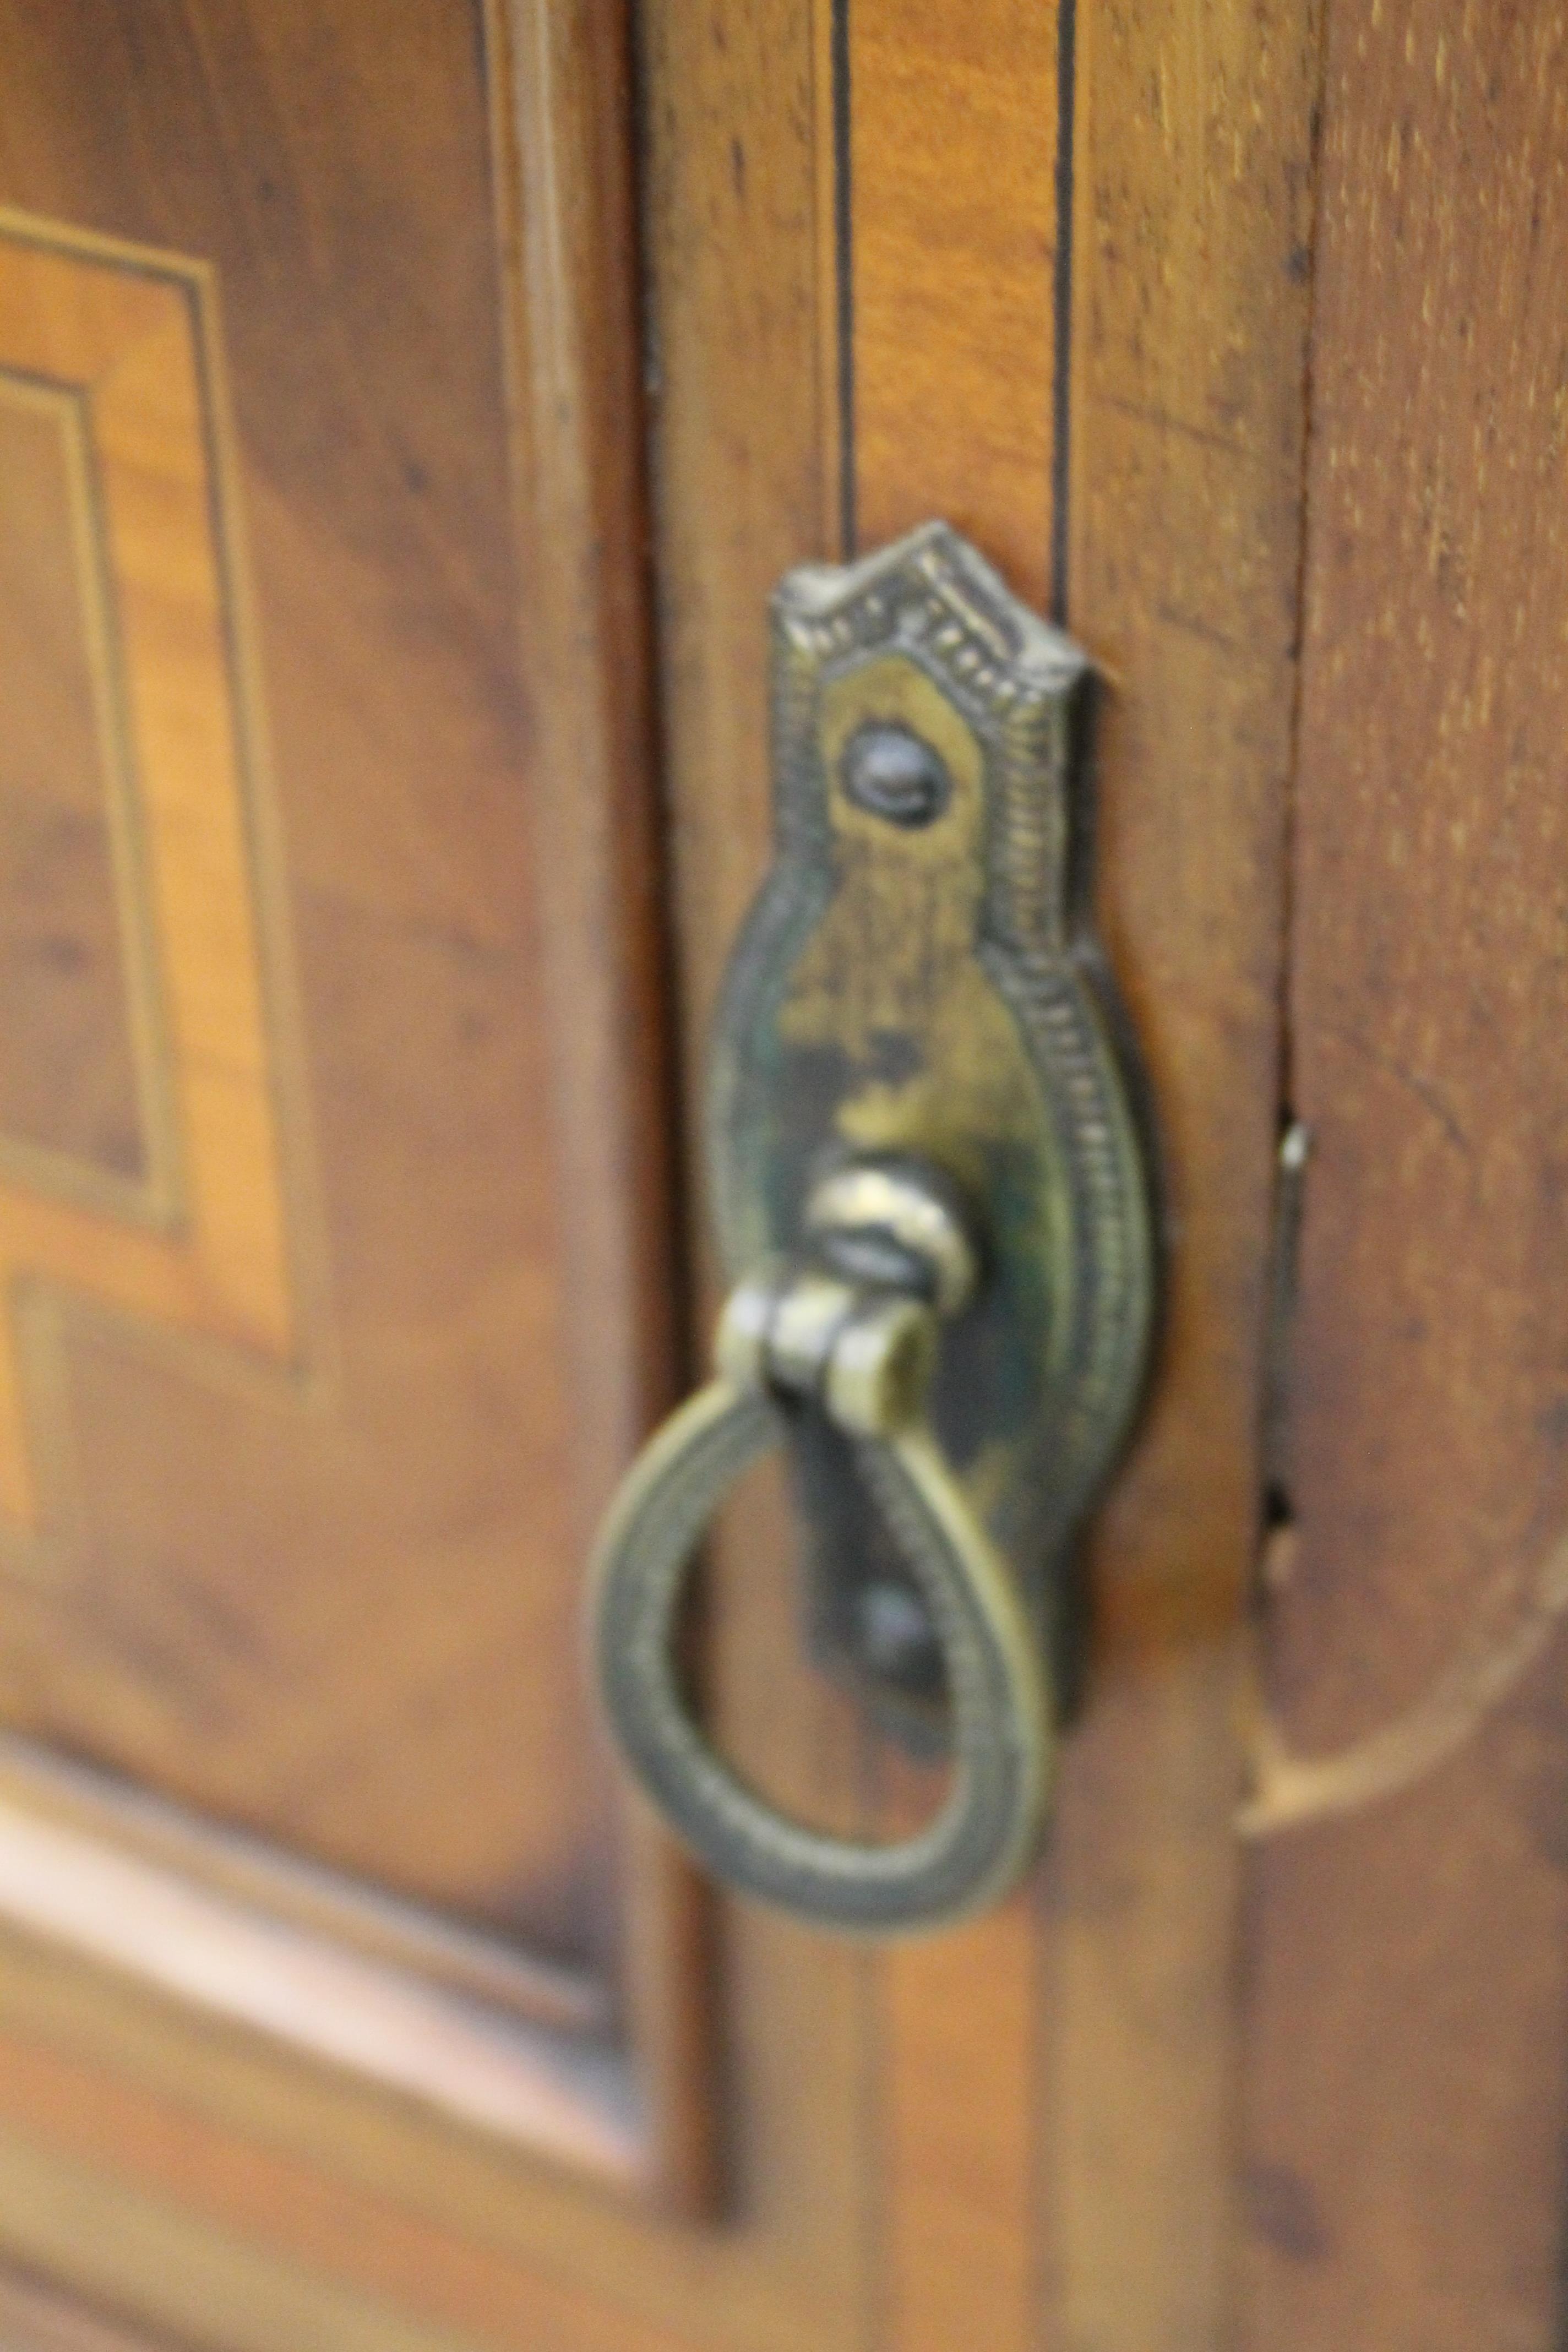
1049;0;1076;623
831;0;857;556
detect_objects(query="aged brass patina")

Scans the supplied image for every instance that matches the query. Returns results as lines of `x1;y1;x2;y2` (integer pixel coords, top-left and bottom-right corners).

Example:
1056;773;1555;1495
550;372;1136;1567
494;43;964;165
592;521;1153;1935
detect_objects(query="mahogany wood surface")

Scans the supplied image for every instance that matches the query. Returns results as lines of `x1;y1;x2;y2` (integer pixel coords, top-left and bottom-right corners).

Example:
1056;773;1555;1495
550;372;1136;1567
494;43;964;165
0;0;1561;2344
0;0;741;2332
1241;4;1568;2345
0;2268;192;2352
1046;0;1319;2341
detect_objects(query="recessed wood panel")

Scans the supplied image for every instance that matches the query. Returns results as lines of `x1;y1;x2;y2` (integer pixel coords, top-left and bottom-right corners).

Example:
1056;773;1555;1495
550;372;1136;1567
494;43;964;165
0;0;703;2282
0;165;605;1957
0;0;696;2175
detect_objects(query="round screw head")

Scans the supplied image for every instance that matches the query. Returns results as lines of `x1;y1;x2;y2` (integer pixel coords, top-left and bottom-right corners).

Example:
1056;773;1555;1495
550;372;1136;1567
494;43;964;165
840;722;952;827
856;1580;940;1681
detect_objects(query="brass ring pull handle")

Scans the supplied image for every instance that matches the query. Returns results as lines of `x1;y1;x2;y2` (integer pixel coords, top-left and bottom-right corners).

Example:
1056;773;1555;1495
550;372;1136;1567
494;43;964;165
589;525;1156;1940
591;1187;1053;1934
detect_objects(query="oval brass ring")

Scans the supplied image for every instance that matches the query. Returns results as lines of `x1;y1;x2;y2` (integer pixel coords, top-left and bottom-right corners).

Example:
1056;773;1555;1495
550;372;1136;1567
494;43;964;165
591;1380;1053;1936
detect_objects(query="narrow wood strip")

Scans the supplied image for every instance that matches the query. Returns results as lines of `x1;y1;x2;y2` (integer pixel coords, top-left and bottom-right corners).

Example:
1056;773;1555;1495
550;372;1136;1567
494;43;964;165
879;1899;1038;2352
0;1734;604;2036
485;0;678;1581
1044;0;1320;2342
841;10;1061;2343
1044;1642;1247;2348
812;0;850;553
484;0;715;2208
848;0;1059;597
633;0;883;2335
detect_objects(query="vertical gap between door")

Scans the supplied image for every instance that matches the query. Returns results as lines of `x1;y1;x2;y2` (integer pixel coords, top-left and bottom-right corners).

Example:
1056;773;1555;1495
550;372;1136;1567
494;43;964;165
1258;0;1333;1548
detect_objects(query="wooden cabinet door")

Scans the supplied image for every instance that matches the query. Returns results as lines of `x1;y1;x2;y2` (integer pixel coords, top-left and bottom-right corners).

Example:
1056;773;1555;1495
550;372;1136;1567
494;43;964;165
1;4;1565;2349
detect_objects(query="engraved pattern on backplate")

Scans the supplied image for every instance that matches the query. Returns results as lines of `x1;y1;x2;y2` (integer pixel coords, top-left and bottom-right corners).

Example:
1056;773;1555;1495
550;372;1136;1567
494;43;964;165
707;520;1153;1734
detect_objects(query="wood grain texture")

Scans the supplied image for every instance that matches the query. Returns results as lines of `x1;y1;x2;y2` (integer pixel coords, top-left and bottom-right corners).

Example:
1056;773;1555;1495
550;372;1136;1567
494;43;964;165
17;0;1546;2346
877;1892;1038;2352
0;2062;663;2352
1043;0;1320;2341
0;2269;194;2352
1240;5;1568;2346
0;217;297;1534
849;0;1058;593
0;1892;864;2352
0;378;146;1191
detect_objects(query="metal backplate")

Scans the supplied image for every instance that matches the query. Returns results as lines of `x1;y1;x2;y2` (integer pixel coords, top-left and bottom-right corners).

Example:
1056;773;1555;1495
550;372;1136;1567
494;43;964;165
708;521;1153;1749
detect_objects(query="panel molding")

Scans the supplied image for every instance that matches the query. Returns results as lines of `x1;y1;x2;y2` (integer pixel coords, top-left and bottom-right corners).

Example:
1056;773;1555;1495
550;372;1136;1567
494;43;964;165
0;1737;641;2187
0;368;161;1217
481;0;714;2212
